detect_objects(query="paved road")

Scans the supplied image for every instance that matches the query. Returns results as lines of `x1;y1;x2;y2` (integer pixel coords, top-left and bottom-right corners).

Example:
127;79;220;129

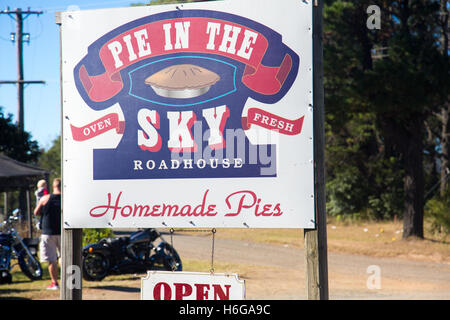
168;232;450;300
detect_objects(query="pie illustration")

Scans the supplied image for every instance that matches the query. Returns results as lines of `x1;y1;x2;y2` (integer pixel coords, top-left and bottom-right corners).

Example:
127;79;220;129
145;64;220;99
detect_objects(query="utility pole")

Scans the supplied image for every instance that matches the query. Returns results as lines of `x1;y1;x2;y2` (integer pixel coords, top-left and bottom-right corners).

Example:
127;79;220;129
0;7;46;131
0;7;46;236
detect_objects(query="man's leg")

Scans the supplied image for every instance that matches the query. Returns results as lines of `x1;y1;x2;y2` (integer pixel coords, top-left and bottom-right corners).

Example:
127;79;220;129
41;235;60;289
48;260;59;285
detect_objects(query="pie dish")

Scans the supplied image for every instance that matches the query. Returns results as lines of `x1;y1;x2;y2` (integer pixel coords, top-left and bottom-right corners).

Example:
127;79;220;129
145;64;220;99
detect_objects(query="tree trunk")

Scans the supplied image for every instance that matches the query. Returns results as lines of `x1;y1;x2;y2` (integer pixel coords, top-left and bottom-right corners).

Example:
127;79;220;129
439;0;449;196
440;106;449;197
402;117;424;239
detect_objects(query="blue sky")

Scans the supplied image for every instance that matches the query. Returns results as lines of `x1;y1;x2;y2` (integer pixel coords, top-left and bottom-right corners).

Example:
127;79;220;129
0;0;141;150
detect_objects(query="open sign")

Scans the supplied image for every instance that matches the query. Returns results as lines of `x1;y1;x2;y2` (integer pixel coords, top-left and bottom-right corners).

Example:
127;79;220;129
141;271;245;300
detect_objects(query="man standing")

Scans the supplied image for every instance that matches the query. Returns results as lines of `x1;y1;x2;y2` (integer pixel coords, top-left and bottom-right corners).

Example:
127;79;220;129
34;178;61;290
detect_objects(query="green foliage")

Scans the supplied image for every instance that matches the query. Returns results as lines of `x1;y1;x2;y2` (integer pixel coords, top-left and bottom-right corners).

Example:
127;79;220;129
83;228;115;247
0;107;41;163
425;190;450;236
326;157;403;219
325;108;404;219
38;136;61;183
323;1;449;230
0;107;42;214
327;165;367;216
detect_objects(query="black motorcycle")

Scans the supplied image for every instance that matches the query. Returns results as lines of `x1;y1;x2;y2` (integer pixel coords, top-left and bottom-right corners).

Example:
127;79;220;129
0;216;43;284
82;228;182;281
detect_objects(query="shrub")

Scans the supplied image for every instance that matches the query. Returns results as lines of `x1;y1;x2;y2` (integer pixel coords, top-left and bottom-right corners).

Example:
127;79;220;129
82;228;114;247
425;190;450;237
326;165;368;216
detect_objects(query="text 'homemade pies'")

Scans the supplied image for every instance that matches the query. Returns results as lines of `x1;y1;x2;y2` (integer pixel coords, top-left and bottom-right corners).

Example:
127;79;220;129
145;64;221;99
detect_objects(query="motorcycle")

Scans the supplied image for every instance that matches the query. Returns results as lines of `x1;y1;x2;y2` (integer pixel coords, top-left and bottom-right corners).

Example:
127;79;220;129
0;215;43;284
82;228;182;281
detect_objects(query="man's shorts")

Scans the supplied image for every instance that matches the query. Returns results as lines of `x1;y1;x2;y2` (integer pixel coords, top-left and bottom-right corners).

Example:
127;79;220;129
39;234;61;263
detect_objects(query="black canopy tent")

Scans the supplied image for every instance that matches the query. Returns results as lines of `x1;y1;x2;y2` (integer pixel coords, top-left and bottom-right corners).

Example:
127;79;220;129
0;154;50;238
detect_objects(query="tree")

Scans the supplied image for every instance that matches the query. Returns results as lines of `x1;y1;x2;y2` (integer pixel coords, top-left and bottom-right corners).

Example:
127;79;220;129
0;107;41;215
38;136;61;183
324;1;404;220
0;107;40;163
436;0;449;197
323;1;449;238
366;0;448;238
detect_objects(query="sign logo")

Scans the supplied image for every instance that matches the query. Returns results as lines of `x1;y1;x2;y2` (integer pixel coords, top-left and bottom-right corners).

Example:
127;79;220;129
71;10;301;180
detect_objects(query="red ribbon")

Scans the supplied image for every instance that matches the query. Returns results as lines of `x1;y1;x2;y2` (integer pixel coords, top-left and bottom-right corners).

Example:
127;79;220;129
78;18;293;102
242;108;304;136
70;113;125;141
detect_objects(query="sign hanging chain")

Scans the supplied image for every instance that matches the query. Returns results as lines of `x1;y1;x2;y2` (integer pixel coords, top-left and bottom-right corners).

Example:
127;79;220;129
210;228;216;274
168;228;216;273
169;228;175;271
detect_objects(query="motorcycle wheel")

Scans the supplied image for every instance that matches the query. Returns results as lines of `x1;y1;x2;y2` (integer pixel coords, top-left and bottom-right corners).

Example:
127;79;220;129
18;249;43;281
0;271;12;284
159;243;183;272
82;252;109;281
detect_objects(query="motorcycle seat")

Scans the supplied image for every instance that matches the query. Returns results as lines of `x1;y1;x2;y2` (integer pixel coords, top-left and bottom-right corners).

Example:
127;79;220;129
105;237;128;247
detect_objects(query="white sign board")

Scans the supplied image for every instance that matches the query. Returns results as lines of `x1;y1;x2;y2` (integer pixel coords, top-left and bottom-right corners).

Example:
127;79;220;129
61;0;314;228
141;271;245;300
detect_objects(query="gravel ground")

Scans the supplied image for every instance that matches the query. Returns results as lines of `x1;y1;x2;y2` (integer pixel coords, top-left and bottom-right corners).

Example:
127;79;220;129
78;232;450;300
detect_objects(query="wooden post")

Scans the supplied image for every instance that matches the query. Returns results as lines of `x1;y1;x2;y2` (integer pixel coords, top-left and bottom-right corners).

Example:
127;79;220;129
3;192;7;218
61;229;83;300
304;0;329;300
56;11;83;300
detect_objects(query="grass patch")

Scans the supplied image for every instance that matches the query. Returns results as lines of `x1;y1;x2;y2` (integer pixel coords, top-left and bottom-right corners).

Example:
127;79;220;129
0;263;55;300
0;257;253;300
325;218;449;262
